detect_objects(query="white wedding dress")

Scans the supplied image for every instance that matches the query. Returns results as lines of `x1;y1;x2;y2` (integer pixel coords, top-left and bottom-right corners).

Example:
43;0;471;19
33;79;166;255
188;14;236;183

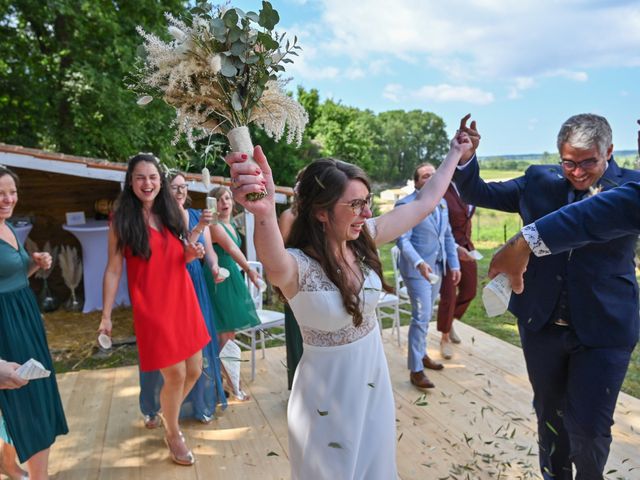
286;234;398;479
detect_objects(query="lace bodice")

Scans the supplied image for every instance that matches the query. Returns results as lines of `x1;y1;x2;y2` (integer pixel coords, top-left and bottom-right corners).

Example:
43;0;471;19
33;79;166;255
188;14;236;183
287;246;382;347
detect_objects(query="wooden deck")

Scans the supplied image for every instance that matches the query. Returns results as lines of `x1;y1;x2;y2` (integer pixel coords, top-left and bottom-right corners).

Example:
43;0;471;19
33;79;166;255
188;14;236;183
48;322;640;479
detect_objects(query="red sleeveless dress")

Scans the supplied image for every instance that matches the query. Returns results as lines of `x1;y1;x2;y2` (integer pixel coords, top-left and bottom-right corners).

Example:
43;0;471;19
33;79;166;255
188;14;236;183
125;227;210;371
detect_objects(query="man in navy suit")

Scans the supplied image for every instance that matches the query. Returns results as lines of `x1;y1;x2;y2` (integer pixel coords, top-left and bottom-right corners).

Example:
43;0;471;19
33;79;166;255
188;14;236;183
396;163;460;390
455;114;640;480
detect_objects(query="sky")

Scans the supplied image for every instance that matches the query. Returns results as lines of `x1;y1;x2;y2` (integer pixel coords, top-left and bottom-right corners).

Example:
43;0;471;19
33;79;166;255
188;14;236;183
232;0;640;156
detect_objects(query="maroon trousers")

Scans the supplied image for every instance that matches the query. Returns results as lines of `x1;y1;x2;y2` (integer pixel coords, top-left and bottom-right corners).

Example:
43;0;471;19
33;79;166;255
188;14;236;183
436;259;477;333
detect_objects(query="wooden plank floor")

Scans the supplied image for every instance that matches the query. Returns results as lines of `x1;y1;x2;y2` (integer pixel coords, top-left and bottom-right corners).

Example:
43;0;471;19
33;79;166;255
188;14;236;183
48;322;640;479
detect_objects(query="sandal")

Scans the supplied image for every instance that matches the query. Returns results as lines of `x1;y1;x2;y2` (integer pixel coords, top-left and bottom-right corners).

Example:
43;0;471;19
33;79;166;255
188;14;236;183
164;432;195;466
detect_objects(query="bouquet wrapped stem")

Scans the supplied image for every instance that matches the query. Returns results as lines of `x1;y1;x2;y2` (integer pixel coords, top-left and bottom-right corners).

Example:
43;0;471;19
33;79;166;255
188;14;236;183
227;126;265;200
131;1;308;198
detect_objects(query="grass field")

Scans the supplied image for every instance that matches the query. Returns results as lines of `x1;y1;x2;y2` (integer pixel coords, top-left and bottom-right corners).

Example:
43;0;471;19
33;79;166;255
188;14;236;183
479;169;523;181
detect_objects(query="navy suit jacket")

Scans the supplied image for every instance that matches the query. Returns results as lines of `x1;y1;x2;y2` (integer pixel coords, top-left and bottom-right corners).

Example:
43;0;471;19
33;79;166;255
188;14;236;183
455;156;640;348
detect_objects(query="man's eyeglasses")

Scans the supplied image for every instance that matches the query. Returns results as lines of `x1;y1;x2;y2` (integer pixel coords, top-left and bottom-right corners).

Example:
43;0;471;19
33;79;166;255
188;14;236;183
338;194;373;216
170;184;188;193
559;158;601;171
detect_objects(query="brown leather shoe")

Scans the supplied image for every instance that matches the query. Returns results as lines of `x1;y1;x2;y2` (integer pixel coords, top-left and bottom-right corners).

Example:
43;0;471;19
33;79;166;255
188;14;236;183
423;355;444;370
410;371;435;389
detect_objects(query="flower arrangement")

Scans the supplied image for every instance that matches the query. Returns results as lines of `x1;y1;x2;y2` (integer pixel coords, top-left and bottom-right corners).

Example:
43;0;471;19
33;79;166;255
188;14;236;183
58;245;83;311
131;1;309;199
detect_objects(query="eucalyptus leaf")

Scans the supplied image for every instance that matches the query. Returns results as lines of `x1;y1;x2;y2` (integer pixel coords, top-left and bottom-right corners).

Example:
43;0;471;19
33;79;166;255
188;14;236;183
228;27;242;43
223;9;239;28
221;62;237;77
245;54;260;64
230;41;247;56
246;11;259;22
258;1;280;30
231;91;243;111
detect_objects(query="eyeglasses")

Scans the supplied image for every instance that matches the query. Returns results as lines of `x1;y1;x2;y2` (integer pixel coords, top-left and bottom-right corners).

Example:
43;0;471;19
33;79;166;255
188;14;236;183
338;193;373;216
170;184;188;193
559;158;601;171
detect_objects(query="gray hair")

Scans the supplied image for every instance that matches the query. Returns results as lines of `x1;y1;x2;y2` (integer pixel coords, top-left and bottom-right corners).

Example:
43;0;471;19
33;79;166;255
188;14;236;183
556;113;612;157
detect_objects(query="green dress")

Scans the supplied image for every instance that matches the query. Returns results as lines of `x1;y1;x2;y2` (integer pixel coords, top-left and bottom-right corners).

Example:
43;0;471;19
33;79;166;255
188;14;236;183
0;224;68;462
205;223;260;333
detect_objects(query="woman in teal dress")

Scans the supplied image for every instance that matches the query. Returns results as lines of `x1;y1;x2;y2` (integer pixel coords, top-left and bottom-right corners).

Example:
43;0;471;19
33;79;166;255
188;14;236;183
0;166;68;477
138;173;228;426
204;187;261;348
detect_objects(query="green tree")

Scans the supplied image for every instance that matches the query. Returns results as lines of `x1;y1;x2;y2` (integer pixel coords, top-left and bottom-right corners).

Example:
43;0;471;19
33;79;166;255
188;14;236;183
376;110;448;182
312;100;378;172
0;0;187;160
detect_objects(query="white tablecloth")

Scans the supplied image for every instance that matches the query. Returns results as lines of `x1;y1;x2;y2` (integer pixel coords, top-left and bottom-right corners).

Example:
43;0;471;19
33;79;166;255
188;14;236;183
62;220;130;313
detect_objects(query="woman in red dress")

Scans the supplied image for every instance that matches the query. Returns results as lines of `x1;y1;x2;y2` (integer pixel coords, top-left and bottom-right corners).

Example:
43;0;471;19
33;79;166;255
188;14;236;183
99;154;210;466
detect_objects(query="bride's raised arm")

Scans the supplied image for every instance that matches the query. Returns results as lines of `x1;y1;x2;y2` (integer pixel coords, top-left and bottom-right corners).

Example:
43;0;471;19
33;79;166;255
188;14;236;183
372;132;473;246
225;147;299;298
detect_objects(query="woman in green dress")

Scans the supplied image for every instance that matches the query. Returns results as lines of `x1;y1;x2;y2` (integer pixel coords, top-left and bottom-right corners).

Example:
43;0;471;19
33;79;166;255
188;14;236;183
204;186;261;349
0;166;68;479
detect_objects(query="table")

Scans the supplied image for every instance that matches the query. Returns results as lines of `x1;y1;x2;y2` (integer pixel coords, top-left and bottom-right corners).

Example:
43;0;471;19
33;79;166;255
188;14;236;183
9;222;32;245
63;220;130;313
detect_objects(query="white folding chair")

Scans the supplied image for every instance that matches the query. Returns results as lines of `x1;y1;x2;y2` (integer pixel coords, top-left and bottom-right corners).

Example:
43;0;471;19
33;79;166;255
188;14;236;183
235;260;286;381
376;290;401;346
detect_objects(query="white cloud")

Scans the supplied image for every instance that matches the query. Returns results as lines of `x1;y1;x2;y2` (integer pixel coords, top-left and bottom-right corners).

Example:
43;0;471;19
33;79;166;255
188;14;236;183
382;84;403;102
508;77;536;99
549;70;589;82
312;0;640;81
345;67;365;80
384;83;495;105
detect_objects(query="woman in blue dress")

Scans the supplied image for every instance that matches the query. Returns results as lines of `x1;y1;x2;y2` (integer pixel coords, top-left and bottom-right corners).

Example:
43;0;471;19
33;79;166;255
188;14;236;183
137;172;227;427
0;166;68;478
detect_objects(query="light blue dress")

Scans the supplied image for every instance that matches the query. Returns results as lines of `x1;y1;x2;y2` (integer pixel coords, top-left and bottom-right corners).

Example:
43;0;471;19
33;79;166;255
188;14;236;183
138;209;227;421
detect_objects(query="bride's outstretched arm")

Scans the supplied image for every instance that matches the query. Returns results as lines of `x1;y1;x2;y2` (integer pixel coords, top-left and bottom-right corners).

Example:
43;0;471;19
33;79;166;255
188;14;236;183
225;147;299;298
372;132;473;246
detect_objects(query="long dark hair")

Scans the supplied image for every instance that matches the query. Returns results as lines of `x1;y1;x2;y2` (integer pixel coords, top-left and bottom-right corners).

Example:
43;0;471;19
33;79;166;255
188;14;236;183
287;158;392;326
113;154;186;259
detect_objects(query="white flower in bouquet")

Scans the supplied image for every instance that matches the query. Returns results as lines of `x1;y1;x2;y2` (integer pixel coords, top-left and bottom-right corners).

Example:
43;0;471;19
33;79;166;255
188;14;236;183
131;1;309;199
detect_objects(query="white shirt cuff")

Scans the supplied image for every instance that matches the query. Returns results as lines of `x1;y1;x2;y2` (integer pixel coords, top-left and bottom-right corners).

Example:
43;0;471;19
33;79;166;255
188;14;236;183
521;223;552;257
456;154;476;170
414;259;424;269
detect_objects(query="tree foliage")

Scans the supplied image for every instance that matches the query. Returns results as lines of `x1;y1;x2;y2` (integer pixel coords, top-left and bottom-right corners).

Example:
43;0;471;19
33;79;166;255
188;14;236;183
0;2;450;188
0;0;186;160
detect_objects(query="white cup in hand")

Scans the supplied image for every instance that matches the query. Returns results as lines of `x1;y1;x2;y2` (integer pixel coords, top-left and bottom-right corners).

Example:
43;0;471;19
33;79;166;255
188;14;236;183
98;333;112;350
482;273;512;317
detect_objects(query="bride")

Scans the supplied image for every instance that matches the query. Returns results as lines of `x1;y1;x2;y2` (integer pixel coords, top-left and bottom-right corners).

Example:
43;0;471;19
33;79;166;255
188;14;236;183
226;132;472;479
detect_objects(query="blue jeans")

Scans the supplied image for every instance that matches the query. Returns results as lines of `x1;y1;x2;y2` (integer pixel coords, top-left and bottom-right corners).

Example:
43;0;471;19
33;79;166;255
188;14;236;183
405;270;442;373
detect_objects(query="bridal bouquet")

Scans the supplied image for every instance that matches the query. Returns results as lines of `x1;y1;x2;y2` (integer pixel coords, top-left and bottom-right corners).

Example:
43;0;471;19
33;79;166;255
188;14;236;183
131;1;309;199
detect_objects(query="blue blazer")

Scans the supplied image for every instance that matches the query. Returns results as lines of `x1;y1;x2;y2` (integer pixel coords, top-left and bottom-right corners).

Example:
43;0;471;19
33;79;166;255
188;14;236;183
395;193;459;281
455;157;640;348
